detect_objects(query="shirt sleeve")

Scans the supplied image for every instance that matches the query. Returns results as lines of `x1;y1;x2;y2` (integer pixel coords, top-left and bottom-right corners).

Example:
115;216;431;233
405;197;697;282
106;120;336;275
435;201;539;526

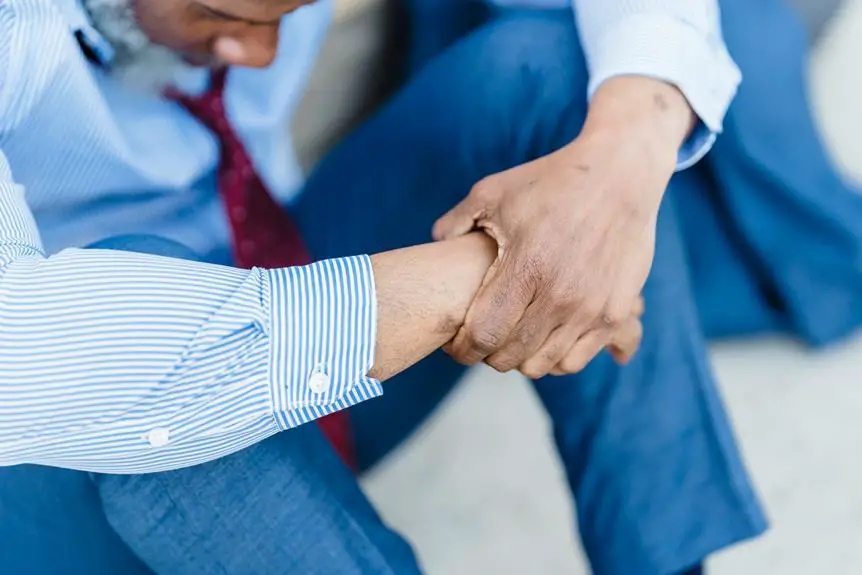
0;150;381;474
484;0;741;169
573;0;741;169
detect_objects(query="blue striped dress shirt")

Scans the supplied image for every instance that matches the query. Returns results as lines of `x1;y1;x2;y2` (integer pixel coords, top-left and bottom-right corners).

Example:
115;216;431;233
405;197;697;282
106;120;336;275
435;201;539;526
0;0;739;473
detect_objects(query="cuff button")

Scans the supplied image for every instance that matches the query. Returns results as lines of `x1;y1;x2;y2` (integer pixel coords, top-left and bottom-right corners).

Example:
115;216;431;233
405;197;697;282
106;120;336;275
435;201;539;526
309;371;331;394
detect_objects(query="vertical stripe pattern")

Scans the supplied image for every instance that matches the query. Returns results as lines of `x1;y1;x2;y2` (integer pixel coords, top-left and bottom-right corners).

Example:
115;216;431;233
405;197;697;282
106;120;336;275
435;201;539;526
0;0;738;473
0;147;380;473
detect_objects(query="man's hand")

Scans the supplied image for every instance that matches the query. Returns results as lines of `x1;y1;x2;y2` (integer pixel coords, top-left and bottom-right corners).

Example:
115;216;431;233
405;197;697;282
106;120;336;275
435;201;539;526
432;76;695;378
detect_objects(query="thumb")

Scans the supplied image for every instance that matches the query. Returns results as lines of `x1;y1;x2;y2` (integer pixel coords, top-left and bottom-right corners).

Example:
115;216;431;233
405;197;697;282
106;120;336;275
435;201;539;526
432;193;487;241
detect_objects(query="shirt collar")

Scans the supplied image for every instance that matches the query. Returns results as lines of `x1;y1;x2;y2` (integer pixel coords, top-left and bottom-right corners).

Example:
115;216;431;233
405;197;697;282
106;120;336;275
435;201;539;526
53;0;116;66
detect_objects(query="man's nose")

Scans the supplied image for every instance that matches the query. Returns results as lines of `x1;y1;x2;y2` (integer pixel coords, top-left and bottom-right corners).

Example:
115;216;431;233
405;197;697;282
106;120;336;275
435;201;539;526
213;26;280;68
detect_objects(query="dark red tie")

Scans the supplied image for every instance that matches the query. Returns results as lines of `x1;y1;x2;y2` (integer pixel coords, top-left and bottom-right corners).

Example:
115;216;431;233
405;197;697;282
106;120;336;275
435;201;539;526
171;68;356;470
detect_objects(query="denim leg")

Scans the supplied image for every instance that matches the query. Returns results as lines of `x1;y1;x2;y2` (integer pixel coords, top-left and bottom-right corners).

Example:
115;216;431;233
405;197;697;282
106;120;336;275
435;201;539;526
87;234;203;261
707;0;862;346
294;11;764;573
76;235;422;574
95;423;422;575
533;175;766;574
294;11;592;472
0;465;151;574
401;0;491;73
675;167;788;340
0;236;193;575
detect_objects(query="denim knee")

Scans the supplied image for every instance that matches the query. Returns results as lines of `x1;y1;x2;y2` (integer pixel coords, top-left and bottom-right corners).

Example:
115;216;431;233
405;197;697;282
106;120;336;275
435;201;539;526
472;11;587;100
446;10;590;161
87;235;201;261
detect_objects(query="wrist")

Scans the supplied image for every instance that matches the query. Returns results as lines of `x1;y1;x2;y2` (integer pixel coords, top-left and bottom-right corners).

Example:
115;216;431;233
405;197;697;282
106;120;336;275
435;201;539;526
581;76;695;163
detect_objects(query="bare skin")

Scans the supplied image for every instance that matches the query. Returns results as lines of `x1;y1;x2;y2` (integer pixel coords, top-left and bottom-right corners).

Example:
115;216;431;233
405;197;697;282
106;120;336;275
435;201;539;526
126;0;680;378
366;233;642;382
131;0;316;68
434;76;695;378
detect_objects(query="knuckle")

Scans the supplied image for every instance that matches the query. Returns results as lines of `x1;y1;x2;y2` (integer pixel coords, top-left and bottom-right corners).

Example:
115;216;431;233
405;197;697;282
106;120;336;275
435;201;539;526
536;278;578;319
513;322;540;348
466;325;506;355
541;342;565;364
599;300;630;327
600;311;624;327
487;355;517;374
553;296;578;319
547;285;575;312
471;178;499;202
578;300;603;324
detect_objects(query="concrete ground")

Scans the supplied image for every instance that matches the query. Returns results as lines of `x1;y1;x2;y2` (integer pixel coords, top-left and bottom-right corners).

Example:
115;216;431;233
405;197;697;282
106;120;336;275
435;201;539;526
362;2;862;572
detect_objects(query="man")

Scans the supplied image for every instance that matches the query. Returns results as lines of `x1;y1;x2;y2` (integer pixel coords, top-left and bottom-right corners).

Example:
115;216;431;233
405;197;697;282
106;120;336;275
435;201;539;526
0;0;770;574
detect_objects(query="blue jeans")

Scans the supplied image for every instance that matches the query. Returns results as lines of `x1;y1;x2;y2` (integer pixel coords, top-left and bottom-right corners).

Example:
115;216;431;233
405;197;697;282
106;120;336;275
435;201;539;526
0;9;794;575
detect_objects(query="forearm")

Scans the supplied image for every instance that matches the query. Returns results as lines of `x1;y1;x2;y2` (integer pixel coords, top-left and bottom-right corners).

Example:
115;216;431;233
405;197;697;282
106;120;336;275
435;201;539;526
571;0;741;168
583;75;695;152
369;232;496;381
557;75;695;206
573;0;741;118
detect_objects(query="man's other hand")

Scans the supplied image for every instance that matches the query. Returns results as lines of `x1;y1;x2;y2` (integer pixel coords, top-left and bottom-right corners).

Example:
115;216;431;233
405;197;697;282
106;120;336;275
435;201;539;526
432;76;694;378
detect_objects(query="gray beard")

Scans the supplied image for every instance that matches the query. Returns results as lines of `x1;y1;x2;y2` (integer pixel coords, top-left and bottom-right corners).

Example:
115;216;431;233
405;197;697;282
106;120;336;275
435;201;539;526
81;0;199;94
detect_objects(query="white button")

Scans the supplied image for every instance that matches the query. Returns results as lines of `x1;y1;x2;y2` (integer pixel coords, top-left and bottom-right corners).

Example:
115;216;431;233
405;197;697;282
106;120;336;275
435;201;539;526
146;428;171;448
309;371;331;394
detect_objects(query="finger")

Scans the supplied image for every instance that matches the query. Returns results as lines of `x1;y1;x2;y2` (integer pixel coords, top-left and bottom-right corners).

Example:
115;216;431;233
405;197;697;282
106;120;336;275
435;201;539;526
517;323;580;379
441;340;455;357
432;187;489;241
548;296;646;375
449;257;533;365
606;299;643;364
633;295;645;316
485;282;571;373
607;316;643;364
555;329;608;375
512;284;608;375
484;295;561;373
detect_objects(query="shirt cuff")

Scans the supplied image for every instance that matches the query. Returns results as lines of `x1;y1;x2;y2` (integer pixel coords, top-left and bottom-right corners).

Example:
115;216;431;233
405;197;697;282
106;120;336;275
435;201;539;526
266;255;382;430
585;13;741;170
